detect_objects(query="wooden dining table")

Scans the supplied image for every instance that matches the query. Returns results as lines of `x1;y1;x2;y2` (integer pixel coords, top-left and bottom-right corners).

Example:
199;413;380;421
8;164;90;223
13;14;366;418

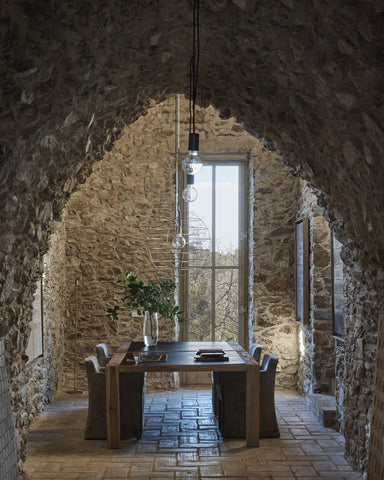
106;341;260;448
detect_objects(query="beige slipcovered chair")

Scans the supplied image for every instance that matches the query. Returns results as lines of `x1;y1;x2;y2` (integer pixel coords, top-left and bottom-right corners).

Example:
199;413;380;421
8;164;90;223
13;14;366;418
258;353;280;437
215;352;280;438
84;355;144;439
96;343;111;367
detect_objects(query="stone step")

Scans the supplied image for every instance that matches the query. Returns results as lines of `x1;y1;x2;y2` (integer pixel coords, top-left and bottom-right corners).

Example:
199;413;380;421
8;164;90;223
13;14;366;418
305;394;338;430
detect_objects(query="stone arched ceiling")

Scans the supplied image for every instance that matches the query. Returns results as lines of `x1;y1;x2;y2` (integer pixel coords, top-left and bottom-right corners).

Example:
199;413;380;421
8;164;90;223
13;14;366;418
1;0;384;336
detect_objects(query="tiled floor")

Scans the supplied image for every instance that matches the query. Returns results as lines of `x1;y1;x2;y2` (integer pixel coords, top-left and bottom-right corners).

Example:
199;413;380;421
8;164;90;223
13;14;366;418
25;389;363;480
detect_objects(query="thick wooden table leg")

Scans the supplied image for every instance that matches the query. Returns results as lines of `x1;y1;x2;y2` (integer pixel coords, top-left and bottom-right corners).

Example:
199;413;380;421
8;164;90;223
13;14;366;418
246;362;260;447
106;364;120;448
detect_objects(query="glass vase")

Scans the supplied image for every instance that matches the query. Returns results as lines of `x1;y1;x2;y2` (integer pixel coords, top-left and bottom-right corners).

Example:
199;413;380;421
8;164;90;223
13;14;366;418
143;311;158;347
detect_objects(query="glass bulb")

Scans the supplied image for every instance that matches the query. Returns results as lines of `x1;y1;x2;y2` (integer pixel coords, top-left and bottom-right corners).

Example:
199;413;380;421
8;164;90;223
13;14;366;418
182;151;203;175
182;184;198;202
171;233;186;252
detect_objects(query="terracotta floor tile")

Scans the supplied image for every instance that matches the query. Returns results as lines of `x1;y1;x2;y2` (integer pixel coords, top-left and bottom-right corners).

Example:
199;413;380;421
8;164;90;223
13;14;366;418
24;389;364;480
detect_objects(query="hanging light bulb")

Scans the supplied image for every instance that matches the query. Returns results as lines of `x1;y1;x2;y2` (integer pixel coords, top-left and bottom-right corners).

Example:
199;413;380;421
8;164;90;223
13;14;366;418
171;232;186;252
182;133;203;175
171;207;186;253
182;174;198;202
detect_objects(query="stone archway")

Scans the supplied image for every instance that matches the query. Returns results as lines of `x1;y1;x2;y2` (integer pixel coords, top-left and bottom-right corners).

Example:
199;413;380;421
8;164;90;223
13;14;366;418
56;97;300;392
1;1;384;477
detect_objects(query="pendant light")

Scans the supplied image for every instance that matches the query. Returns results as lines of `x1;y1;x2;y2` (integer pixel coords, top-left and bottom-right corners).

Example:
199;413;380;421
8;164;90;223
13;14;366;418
182;0;202;202
182;174;198;203
182;134;203;175
171;213;187;253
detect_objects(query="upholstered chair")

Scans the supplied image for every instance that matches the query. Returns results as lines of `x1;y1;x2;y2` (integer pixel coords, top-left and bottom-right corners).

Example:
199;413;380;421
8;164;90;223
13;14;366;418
215;351;280;438
259;353;280;437
96;343;111;367
249;343;263;364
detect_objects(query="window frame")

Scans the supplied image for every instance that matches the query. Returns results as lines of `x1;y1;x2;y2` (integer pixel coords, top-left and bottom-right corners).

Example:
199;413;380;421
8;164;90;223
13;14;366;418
332;231;345;337
295;218;309;324
179;152;250;348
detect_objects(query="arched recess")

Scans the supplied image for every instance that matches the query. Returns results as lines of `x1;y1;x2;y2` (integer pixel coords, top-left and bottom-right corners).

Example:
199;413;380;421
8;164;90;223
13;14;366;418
58;96;300;391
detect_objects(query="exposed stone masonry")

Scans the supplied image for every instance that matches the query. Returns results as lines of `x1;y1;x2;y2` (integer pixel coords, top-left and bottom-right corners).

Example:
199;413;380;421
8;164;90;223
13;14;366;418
63;100;178;390
1;1;384;477
253;152;300;388
297;184;383;473
2;223;67;475
62;97;299;390
0;340;19;480
298;184;334;396
342;262;383;473
368;315;384;480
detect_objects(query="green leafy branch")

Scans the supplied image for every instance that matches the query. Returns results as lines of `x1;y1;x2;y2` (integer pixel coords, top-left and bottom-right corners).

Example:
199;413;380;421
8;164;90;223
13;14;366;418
107;273;181;321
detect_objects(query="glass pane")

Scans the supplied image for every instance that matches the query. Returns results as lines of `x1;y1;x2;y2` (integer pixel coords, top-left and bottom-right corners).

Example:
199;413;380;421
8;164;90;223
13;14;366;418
216;166;239;266
332;234;344;336
188;167;212;267
188;268;212;341
214;268;239;342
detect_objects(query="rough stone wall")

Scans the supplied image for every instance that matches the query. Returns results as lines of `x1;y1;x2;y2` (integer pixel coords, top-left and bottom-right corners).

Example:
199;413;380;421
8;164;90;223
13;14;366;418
2;1;384;343
342;259;383;473
298;183;383;473
2;223;67;474
367;315;384;480
0;1;383;476
0;340;19;480
297;185;335;395
335;339;346;434
63;99;178;390
41;222;67;395
253;155;300;388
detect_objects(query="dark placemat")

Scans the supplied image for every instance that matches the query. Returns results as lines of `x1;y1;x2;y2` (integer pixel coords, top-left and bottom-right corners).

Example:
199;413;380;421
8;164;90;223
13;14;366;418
125;353;168;363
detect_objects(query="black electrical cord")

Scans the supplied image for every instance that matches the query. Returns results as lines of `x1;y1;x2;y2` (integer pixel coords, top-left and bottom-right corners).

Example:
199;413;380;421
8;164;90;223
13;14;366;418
193;0;200;133
189;0;200;136
189;57;193;135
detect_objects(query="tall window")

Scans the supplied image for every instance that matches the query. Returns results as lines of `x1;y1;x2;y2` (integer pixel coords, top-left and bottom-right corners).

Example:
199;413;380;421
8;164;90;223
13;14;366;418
180;153;249;347
25;274;44;363
332;233;345;337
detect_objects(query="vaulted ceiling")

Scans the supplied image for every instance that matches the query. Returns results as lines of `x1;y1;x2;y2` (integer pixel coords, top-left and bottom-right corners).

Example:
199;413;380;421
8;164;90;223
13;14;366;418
1;0;383;336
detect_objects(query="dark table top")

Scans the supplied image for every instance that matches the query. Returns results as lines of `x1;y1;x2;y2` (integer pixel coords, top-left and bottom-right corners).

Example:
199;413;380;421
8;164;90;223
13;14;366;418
109;341;254;373
127;340;236;353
